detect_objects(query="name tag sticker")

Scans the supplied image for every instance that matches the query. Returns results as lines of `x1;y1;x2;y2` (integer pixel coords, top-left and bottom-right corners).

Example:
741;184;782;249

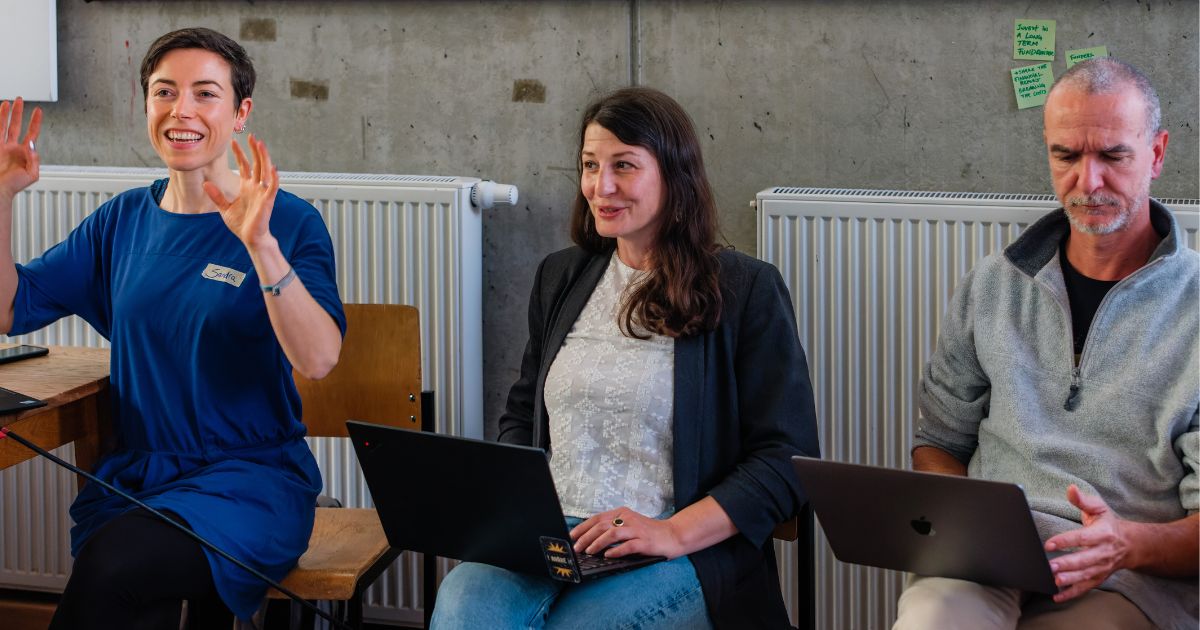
201;263;247;288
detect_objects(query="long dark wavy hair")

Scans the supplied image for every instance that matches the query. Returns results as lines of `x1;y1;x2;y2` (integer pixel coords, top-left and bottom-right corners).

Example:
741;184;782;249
570;87;723;339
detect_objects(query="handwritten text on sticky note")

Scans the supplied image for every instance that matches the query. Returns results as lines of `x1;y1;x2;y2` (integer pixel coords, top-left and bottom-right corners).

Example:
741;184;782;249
1066;46;1109;68
1014;19;1056;60
1011;63;1054;110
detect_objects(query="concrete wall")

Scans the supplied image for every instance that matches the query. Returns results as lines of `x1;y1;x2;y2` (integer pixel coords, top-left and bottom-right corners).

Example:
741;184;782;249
36;0;1200;436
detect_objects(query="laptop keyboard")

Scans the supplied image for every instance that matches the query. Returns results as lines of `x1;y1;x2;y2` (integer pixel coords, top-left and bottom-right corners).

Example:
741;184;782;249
576;551;632;572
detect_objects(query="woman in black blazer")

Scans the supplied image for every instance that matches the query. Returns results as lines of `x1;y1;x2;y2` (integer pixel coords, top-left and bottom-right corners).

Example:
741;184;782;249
433;87;819;629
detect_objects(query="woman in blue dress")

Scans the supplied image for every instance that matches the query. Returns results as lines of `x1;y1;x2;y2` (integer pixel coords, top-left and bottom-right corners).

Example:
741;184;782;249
0;27;345;628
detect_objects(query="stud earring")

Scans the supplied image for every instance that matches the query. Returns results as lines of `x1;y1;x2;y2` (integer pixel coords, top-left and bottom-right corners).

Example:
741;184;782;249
235;124;247;134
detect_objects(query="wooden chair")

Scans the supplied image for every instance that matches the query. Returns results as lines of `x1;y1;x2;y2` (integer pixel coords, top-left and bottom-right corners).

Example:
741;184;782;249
268;303;427;629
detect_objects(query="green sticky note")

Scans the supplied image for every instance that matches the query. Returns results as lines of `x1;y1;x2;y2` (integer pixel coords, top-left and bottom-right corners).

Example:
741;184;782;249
1066;46;1109;68
1011;63;1054;110
1014;19;1056;60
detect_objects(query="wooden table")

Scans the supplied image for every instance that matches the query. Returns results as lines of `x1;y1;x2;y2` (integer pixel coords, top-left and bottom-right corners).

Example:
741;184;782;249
0;345;110;629
0;345;111;473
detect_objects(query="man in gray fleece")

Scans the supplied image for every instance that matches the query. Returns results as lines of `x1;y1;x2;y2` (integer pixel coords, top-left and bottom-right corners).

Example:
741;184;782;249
893;58;1198;630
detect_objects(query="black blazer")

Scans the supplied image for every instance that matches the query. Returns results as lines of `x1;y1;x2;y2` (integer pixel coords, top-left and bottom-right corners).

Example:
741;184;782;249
498;246;820;629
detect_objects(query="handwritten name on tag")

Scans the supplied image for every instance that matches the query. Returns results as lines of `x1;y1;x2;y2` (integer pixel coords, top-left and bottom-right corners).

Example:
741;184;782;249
201;263;247;288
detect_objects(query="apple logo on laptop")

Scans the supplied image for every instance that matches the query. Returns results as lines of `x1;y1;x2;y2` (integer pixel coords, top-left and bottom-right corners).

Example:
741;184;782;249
910;516;935;536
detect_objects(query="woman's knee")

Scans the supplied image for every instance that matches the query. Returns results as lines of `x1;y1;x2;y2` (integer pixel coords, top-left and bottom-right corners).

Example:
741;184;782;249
69;531;157;595
432;562;559;630
547;556;711;629
67;509;211;600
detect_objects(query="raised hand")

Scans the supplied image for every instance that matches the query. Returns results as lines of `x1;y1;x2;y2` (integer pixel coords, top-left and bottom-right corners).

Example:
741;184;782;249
0;98;43;199
203;134;278;249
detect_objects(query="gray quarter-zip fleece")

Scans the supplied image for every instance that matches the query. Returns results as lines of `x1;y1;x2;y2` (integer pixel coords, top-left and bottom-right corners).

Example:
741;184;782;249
916;199;1198;629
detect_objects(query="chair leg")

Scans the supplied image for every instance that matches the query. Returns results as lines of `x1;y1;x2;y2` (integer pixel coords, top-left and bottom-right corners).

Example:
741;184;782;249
423;553;437;629
797;503;816;630
421;391;438;629
287;598;307;630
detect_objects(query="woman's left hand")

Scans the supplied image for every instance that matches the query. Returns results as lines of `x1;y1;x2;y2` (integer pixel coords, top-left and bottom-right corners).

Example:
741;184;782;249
204;134;278;250
570;507;685;560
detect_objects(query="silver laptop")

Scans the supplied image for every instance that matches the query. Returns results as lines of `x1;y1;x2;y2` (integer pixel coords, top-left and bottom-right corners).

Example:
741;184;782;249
791;456;1058;594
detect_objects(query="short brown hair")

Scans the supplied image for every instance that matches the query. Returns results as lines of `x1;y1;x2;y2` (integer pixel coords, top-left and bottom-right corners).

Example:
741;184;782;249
140;27;255;108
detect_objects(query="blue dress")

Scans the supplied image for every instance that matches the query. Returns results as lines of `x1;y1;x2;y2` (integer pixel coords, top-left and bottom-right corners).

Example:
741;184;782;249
10;179;346;619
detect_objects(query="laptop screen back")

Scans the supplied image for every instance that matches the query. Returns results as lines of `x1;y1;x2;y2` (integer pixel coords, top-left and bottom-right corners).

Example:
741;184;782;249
792;456;1057;594
348;421;573;577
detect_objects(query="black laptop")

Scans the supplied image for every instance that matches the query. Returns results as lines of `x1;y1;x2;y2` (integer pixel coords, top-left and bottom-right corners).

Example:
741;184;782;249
791;456;1058;594
0;386;46;414
347;420;664;583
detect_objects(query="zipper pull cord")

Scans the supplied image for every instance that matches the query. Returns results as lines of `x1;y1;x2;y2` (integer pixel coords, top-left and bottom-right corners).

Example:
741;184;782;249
1064;368;1082;411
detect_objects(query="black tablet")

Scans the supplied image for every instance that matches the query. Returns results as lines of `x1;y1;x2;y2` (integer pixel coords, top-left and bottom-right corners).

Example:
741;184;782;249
0;345;49;365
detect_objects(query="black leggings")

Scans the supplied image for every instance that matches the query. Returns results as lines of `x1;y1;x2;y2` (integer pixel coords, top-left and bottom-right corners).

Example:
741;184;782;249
49;508;235;630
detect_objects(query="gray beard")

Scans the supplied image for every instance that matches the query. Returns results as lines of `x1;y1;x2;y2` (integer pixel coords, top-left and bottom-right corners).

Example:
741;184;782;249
1063;179;1151;236
1064;202;1133;235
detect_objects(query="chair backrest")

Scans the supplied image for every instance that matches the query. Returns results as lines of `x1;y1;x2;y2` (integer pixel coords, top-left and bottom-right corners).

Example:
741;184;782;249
294;304;423;438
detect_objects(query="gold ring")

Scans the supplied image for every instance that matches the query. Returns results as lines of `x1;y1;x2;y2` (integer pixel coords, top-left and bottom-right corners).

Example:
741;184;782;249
612;517;625;527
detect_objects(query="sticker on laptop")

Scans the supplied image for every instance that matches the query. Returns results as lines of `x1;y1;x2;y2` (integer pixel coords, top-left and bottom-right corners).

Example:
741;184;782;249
540;536;581;583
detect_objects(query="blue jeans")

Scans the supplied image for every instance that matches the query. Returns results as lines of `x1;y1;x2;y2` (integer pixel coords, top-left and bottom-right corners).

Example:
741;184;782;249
430;520;712;630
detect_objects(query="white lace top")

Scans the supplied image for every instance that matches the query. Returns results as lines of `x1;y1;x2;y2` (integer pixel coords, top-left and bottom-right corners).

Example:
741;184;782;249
545;252;676;519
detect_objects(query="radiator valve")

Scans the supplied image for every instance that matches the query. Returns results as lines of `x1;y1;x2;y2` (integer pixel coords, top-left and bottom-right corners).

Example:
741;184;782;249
470;181;519;209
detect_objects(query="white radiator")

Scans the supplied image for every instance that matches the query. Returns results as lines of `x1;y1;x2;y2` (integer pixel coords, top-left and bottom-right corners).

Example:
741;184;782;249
757;187;1200;629
0;166;517;626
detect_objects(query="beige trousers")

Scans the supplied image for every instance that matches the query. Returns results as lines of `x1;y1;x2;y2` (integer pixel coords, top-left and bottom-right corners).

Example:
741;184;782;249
892;575;1155;630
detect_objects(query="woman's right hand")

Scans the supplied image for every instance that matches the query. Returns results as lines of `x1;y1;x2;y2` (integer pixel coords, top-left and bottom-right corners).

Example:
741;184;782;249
571;507;687;560
0;98;43;199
